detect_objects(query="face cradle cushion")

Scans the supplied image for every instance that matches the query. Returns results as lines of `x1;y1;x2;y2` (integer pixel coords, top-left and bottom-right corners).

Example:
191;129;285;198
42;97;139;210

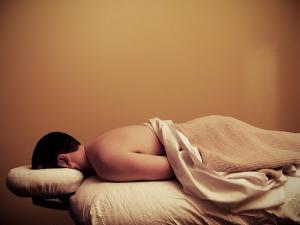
6;165;84;198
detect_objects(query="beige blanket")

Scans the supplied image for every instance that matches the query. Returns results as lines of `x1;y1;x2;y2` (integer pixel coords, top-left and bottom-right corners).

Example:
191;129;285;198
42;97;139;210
144;116;300;215
174;115;300;173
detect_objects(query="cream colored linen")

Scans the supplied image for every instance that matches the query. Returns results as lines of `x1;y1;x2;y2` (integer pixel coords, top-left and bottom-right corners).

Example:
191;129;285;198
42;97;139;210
267;167;300;222
69;176;278;225
143;117;299;217
6;165;84;197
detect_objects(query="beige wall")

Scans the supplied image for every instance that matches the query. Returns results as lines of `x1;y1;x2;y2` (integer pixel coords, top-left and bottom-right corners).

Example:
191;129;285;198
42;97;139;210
1;1;299;225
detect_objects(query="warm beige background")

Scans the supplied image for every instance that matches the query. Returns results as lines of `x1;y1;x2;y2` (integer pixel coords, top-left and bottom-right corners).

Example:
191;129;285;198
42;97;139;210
1;1;299;225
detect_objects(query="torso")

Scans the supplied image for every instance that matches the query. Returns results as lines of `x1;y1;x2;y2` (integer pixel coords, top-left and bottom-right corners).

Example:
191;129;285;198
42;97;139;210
86;125;166;156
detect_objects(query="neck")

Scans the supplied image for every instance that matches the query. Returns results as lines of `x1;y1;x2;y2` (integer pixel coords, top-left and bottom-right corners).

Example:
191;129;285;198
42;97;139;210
71;145;93;173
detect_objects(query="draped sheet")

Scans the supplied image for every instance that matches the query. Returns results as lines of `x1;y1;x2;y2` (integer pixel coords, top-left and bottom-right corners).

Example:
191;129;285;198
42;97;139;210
144;116;300;213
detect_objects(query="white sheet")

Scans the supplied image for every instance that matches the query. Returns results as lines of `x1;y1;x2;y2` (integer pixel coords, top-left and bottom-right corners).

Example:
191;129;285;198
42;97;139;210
69;177;281;225
144;117;300;216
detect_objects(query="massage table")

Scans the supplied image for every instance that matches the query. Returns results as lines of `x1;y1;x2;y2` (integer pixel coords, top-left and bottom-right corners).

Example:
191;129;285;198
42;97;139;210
6;165;300;225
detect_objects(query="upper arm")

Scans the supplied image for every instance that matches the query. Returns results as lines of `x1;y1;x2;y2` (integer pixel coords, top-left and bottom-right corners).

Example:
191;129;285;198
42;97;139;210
96;151;175;182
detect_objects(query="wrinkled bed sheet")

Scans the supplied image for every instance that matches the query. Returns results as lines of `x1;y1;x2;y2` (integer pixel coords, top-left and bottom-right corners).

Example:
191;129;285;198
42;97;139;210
69;177;273;225
69;172;300;225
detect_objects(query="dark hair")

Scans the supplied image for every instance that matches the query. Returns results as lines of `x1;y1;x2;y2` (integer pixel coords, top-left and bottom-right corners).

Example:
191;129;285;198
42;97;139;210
31;132;81;169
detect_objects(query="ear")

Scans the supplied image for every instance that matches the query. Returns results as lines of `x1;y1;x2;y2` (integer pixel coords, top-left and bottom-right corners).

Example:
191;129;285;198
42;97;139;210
57;154;72;168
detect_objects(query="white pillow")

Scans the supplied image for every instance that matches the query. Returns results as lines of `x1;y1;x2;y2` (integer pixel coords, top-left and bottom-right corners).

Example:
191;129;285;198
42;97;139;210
6;165;84;198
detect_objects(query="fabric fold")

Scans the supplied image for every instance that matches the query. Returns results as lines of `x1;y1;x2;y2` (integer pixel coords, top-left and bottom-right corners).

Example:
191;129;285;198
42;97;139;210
143;116;300;212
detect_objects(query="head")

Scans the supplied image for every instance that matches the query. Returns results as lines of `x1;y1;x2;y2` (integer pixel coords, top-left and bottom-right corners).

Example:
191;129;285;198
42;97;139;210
31;132;81;169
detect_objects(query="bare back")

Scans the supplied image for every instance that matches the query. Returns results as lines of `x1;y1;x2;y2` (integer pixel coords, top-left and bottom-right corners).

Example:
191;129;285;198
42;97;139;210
85;124;173;181
87;125;165;156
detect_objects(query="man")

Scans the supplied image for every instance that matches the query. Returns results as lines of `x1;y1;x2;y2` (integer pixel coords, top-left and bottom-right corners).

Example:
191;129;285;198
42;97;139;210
32;124;175;182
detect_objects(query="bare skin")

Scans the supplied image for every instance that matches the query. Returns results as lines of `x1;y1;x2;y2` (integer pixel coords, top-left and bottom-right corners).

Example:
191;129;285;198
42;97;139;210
57;125;175;182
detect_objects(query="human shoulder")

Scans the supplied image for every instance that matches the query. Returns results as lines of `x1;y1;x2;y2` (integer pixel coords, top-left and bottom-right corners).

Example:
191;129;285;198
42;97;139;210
85;125;139;154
